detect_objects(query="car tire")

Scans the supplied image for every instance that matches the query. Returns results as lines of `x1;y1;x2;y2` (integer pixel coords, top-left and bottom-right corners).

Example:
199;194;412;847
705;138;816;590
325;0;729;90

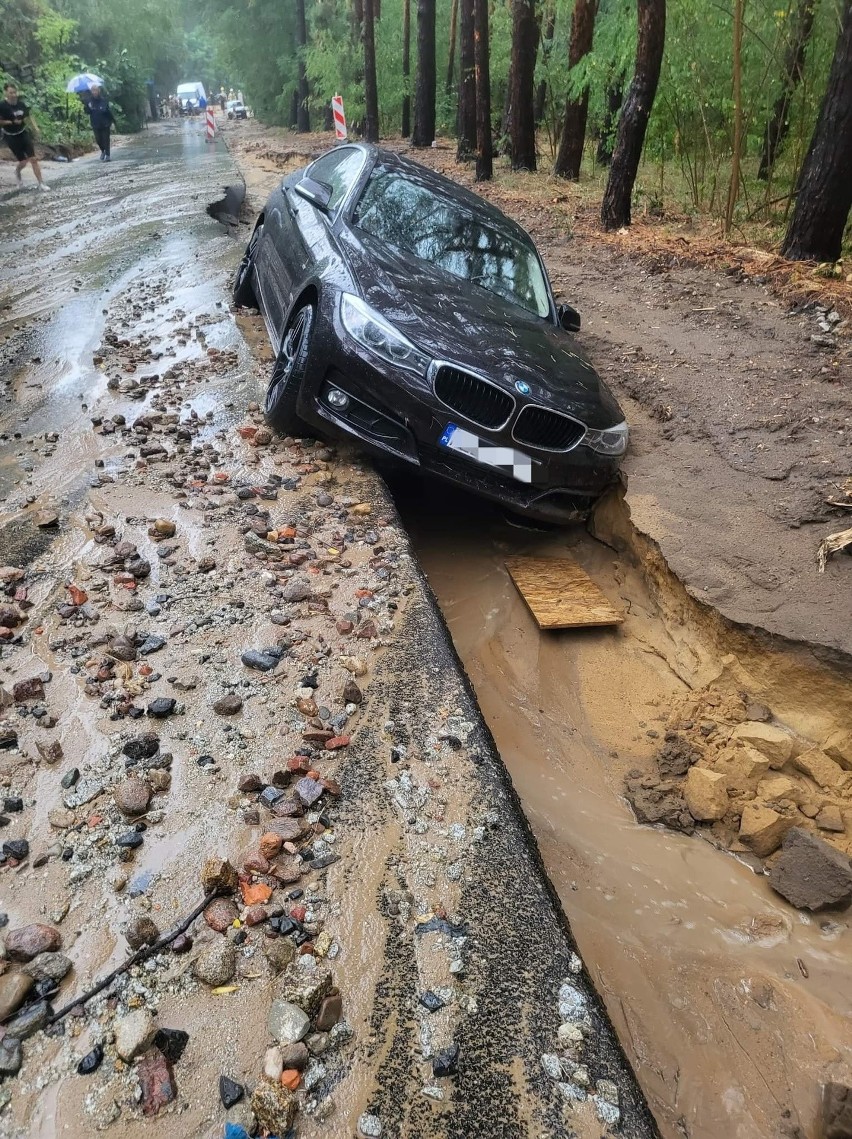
233;224;262;308
265;302;315;435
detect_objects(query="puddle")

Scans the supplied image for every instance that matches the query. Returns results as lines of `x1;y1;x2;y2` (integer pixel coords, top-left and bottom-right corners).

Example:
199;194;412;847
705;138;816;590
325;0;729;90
393;474;852;1139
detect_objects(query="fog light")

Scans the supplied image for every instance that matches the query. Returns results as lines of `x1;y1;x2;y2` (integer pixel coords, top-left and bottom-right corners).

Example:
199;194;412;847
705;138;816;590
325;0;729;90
326;388;350;411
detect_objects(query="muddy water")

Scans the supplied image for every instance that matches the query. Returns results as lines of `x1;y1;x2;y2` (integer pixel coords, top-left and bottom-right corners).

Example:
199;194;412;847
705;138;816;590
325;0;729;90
393;478;852;1139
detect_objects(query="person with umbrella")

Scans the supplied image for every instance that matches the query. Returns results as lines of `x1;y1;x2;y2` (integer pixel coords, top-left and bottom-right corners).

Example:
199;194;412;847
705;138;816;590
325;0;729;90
84;83;115;161
0;81;49;191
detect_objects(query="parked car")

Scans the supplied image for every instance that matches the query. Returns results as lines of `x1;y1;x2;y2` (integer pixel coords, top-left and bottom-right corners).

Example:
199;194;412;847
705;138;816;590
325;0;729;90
226;99;248;120
177;81;206;115
233;144;628;523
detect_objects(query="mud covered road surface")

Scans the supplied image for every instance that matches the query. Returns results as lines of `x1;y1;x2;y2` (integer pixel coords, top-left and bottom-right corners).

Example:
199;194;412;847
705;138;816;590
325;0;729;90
0;123;659;1138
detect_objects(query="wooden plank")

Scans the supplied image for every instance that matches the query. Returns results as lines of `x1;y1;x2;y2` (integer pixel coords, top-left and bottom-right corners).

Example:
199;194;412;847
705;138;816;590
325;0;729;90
505;556;623;630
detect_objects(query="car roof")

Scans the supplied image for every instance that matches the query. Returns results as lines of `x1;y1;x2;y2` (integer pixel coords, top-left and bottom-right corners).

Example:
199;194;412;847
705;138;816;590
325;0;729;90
345;143;534;246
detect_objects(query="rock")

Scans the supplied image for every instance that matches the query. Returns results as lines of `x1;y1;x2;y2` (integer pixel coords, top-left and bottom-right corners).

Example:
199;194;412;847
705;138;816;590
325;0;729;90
241;650;278;672
204;898;239;932
201;857;238;893
114;777;152;816
138;1047;176;1115
340;656;367;676
147;697;176;718
626;785;694;833
314;993;342;1031
267;1000;311;1044
823;731;852;771
714;746;772;789
821;1082;852;1139
730;722;794;768
115;1008;157;1060
13;677;45;703
193;939;236;987
5;999;49;1038
37;740;64;765
745;701;772;722
342;680;362;705
295;777;323;807
756;773;804;804
264;1045;283;1082
151;519;176;538
139;635;166;656
281;580;311;602
220;1075;245;1108
259;832;283;859
22;952;72;983
432;1043;460;1077
792;748;846;790
149;770;171;792
683;767;729;821
152;1028;189;1064
171;933;193;954
0;972;34;1020
358;1113;382;1137
738;803;796;858
77;1044;104;1075
769;828;852;911
816;805;845;833
278;970;332;1016
251;1079;296;1135
123;734;160;762
214;694;243;715
5;923;61;962
0;1037;22;1076
263;938;296;973
279;1042;309;1071
108;634;138;662
3;839;29;861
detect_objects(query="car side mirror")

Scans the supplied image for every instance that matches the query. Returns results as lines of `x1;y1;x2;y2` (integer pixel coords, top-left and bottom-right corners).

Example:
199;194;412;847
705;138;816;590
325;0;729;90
294;177;332;212
557;303;581;333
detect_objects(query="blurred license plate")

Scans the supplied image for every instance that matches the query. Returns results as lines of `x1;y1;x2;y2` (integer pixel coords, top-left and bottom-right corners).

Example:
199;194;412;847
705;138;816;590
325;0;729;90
438;423;532;483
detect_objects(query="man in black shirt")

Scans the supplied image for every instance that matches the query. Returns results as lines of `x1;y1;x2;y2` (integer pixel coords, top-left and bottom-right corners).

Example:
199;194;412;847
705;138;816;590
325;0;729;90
0;82;49;191
85;84;115;161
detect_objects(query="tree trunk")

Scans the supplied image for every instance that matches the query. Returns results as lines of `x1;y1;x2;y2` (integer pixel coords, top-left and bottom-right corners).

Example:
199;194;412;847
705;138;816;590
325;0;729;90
534;4;556;124
447;0;459;93
781;0;852;261
402;0;412;136
324;103;334;130
758;0;815;180
295;0;311;132
554;0;597;178
507;0;539;169
724;0;744;234
363;0;380;141
412;0;437;146
457;0;476;158
601;0;666;229
596;81;623;165
474;0;492;179
289;88;299;128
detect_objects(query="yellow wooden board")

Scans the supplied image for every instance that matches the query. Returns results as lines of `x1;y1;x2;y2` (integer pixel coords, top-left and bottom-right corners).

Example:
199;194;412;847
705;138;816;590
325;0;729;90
505;556;623;630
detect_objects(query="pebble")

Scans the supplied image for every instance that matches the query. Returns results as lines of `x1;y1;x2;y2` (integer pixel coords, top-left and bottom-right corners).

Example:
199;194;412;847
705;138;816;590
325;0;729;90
241;650;278;672
147;697;176;718
204;898;239;932
0;1037;22;1076
0;973;34;1020
76;1044;104;1075
5;923;61;962
220;1075;245;1108
138;1047;177;1115
432;1043;460;1077
213;693;243;715
541;1053;563;1080
358;1113;382;1137
114;777;152;816
6;999;50;1039
115;1008;156;1060
279;1041;309;1071
152;1027;189;1063
193;939;236;987
22;952;72;983
267;999;311;1044
251;1078;296;1134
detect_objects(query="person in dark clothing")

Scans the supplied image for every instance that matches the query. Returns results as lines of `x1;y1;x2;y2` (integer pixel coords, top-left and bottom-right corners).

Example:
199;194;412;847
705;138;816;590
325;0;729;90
86;84;115;161
0;81;48;190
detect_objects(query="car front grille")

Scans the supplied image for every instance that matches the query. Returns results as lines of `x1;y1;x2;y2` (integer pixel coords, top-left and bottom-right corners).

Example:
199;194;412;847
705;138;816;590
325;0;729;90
433;365;514;430
513;405;585;451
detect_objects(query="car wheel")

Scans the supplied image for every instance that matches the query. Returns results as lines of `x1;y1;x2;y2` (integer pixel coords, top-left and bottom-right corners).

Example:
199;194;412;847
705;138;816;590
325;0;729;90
265;302;315;435
233;224;261;308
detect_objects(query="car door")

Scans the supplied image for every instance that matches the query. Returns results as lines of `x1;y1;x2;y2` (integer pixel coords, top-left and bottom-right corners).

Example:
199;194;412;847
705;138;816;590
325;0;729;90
256;184;294;346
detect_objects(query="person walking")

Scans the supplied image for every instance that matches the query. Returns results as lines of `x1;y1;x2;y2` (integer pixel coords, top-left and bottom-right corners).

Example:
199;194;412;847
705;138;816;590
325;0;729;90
85;84;115;161
0;82;49;191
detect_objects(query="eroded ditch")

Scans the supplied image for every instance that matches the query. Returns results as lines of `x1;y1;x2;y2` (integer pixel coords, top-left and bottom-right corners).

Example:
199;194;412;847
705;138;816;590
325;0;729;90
391;474;852;1139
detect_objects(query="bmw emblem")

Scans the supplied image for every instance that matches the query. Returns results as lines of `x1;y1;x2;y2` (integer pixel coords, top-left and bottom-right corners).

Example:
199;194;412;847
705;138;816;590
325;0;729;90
514;380;531;395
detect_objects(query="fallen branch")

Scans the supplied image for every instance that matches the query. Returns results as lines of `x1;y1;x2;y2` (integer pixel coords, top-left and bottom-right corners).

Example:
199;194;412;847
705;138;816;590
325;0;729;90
47;888;223;1024
817;526;852;573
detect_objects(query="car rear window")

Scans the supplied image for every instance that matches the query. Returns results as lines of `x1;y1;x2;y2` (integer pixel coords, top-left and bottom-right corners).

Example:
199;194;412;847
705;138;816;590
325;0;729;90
353;166;551;318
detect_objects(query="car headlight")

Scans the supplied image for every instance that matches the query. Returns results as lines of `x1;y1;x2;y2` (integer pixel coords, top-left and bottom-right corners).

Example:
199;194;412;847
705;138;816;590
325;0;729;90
339;293;431;375
584;421;628;456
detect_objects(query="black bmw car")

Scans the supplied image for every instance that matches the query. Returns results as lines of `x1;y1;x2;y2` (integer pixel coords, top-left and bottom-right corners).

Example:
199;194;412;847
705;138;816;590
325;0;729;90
233;143;628;523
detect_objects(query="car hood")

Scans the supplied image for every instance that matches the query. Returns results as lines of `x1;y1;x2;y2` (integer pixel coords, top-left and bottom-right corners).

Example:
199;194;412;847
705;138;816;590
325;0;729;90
338;226;623;428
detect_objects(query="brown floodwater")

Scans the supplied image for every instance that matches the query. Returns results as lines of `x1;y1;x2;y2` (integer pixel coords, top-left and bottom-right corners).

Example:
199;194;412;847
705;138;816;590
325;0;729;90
392;476;852;1139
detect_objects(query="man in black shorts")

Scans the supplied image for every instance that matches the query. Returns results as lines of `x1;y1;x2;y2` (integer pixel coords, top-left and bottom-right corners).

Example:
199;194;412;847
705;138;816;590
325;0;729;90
0;82;49;191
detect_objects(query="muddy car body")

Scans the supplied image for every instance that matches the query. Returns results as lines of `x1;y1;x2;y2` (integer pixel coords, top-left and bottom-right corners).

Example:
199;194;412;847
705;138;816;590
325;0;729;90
234;144;627;523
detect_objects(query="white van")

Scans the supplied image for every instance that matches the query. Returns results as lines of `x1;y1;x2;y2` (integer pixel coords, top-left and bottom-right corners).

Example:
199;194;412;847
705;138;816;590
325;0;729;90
177;82;206;115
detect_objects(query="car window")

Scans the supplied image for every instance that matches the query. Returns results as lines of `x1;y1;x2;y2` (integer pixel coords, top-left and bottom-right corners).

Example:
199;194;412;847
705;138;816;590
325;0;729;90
306;149;364;211
353;166;551;318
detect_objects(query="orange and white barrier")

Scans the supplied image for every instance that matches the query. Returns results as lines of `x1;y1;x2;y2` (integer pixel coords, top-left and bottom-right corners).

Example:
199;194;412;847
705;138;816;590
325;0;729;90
206;106;215;142
332;94;347;141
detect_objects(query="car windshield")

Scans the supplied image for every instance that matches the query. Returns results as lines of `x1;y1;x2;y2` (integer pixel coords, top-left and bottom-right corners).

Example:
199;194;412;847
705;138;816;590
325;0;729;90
353;166;551;318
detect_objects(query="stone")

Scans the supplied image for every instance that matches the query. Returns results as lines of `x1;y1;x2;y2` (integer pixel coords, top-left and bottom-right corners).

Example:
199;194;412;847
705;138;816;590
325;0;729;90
5;999;49;1038
3;839;29;861
214;694;243;715
821;1082;852;1139
823;731;852;771
5;923;61;962
714;746;772;789
756;774;804;804
432;1043;460;1077
626;785;694;833
263;938;296;973
279;1042;309;1071
193;940;236;987
204;898;239;932
730;722;794;768
314;993;343;1031
0;1037;22;1076
278;970;333;1016
792;748;846;790
201;857;239;893
138;1048;176;1115
151;518;176;538
342;680;362;704
0;972;34;1020
22;952;72;983
115;1009;157;1060
281;580;311;602
123;734;160;762
816;805;845;833
769;828;852;911
147;698;176;718
114;777;152;816
259;833;283;859
264;1045;283;1082
77;1044;104;1075
295;777;323;807
745;701;772;722
251;1078;296;1135
358;1113;382;1137
241;650;278;672
267;1000;311;1044
220;1075;245;1108
108;634;138;662
13;677;45;703
38;740;64;765
683;767;729;821
152;1028;189;1064
738;804;796;858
